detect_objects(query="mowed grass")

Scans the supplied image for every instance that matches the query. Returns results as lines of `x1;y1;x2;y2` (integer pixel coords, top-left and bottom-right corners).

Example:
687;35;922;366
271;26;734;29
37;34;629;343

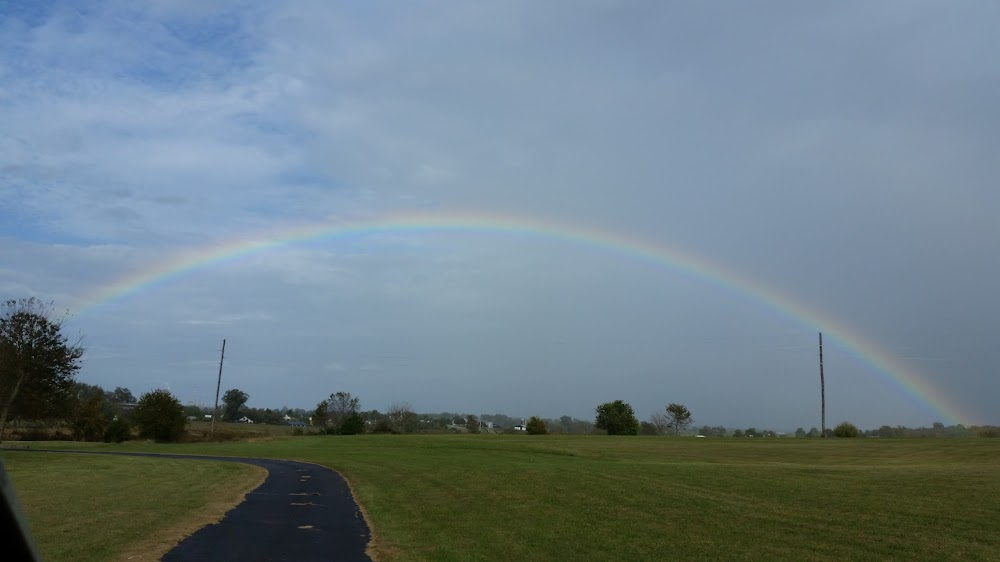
9;436;1000;561
1;451;265;562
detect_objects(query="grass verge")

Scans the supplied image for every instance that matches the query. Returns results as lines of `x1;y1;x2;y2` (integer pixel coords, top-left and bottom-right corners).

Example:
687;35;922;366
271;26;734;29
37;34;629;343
1;451;265;562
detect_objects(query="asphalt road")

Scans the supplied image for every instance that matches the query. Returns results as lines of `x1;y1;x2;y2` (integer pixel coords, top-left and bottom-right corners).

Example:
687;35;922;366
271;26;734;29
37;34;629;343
19;450;372;562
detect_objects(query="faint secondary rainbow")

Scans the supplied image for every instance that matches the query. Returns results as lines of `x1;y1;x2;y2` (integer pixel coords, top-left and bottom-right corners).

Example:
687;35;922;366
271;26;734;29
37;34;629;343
79;210;966;424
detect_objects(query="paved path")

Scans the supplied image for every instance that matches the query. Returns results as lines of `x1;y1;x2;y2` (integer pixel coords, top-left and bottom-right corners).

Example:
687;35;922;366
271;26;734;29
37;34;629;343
20;450;371;562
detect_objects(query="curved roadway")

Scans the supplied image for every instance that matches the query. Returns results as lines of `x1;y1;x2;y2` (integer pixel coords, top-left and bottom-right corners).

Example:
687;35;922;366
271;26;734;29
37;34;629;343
26;450;372;561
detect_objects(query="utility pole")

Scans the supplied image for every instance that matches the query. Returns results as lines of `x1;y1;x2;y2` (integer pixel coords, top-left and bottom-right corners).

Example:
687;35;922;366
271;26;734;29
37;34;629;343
211;339;226;437
819;332;825;439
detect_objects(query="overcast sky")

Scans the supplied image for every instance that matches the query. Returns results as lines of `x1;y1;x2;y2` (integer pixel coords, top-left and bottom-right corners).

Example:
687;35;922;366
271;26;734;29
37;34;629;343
2;1;998;430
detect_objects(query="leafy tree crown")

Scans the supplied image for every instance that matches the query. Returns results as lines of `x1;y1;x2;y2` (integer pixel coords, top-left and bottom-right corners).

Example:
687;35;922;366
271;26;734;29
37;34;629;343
594;400;639;435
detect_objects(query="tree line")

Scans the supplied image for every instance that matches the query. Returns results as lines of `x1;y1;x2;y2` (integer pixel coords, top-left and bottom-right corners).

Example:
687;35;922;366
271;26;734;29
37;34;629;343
0;298;187;443
5;298;998;443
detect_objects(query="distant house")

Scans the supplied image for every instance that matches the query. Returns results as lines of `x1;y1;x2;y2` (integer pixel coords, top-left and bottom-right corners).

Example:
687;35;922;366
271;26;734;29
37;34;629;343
238;416;254;424
286;420;306;427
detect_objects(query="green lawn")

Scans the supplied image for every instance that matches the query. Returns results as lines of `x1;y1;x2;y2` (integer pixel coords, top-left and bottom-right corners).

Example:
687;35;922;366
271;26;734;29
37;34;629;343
6;437;1000;561
1;451;265;562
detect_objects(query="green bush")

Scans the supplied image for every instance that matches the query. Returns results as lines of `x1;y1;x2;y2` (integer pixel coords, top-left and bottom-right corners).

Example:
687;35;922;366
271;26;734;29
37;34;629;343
132;389;186;442
70;395;110;441
340;412;366;435
103;417;132;443
526;416;547;435
834;421;860;438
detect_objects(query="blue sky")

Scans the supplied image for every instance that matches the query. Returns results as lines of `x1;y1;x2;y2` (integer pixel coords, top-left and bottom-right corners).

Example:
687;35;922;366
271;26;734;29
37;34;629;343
2;1;999;429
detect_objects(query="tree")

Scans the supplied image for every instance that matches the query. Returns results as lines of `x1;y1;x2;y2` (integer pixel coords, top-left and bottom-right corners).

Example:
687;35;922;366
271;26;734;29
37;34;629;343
221;388;249;422
664;403;693;436
133;389;186;442
697;425;727;437
111;386;136;404
594;400;639;435
526;416;547;435
314;400;329;427
1;298;84;443
550;415;593;434
733;429;744;437
639;421;659;435
387;401;418;434
649;412;669;434
315;392;361;434
807;427;820;438
834;421;859;438
340;412;365;435
244;407;282;425
69;382;118;441
70;393;109;441
183;404;206;419
372;418;395;434
103;416;132;443
465;414;480;434
795;427;806;438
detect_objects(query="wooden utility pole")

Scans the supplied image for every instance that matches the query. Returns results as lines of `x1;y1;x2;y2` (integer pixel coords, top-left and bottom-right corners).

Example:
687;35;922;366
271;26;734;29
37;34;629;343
211;339;226;437
819;332;826;438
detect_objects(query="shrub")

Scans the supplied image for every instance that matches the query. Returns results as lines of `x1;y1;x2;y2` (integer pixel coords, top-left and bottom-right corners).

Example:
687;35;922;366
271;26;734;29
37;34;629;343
291;427;304;436
103;417;132;443
371;419;396;434
465;415;480;434
133;389;186;442
13;428;51;441
340;412;366;435
526;416;547;435
834;421;860;438
70;395;109;442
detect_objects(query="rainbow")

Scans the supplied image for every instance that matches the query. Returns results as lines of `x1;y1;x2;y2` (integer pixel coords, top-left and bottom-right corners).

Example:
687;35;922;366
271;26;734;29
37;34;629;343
79;209;966;424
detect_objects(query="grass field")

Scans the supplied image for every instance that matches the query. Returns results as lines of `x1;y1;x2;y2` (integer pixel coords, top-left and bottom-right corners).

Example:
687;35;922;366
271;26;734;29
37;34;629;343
184;419;304;438
0;451;265;562
5;436;1000;561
